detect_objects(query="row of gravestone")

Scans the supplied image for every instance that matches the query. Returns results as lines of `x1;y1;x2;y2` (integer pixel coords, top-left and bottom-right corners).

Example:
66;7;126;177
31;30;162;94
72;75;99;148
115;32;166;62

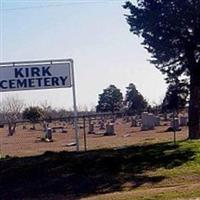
124;112;188;131
88;113;161;134
141;112;188;131
122;113;160;130
169;115;188;131
24;113;189;141
88;121;115;136
141;112;160;131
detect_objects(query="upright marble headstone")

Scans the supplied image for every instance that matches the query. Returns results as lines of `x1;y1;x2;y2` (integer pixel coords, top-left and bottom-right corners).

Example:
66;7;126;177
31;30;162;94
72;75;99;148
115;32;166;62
179;116;188;126
141;112;155;131
45;128;52;140
170;118;179;131
88;122;95;134
105;123;115;135
154;116;161;126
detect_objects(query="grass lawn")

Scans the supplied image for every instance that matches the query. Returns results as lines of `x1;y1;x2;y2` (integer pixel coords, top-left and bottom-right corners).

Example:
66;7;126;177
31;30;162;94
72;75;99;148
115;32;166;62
1;140;200;200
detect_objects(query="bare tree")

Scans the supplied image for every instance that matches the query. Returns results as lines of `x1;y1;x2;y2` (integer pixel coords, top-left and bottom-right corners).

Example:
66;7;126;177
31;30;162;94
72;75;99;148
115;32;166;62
40;101;52;121
39;101;53;131
0;96;24;136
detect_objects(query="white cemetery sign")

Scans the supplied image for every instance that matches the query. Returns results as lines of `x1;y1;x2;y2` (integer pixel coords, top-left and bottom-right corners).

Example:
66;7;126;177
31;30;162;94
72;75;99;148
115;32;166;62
0;59;79;151
0;62;71;92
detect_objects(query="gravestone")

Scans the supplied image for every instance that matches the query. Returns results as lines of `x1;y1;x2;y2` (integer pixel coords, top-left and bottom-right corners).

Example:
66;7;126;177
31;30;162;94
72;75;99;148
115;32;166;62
62;128;67;133
99;120;105;130
141;112;155;131
170;118;180;131
131;116;137;127
88;122;95;134
154;116;161;126
66;142;76;147
52;128;56;133
105;123;115;136
179;116;188;126
110;115;116;123
45;128;52;140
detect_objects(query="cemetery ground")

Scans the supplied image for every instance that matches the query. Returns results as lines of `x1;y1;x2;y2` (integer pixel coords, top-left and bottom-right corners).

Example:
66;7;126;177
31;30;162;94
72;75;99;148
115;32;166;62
0;119;200;199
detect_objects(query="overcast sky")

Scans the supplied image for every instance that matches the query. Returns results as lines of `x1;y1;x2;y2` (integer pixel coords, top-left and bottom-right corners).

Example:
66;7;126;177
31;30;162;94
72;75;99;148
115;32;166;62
0;0;167;110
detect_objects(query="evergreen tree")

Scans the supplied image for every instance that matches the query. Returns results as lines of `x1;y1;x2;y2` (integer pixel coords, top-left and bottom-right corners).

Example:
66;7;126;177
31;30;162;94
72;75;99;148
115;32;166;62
125;83;147;115
124;0;200;138
96;85;123;113
162;80;189;113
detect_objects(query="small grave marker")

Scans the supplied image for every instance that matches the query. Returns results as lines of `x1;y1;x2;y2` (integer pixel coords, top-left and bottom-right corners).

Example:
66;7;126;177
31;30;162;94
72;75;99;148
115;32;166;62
105;123;115;136
88;122;95;134
179;116;188;126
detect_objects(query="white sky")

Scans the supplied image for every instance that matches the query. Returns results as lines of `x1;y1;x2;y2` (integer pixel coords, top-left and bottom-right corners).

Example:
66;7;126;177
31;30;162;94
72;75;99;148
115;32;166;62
0;0;167;110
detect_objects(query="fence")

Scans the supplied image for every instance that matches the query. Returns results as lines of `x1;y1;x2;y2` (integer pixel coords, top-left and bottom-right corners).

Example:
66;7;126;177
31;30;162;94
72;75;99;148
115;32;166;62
0;112;188;157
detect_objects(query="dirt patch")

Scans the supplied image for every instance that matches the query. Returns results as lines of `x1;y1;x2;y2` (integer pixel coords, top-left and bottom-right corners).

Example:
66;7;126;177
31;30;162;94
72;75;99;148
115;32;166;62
0;119;188;157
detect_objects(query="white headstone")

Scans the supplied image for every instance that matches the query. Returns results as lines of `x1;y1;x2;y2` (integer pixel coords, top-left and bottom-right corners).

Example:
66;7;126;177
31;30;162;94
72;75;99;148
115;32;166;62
170;118;179;131
141;112;155;131
45;128;52;140
88;122;94;134
179;116;188;126
154;116;161;126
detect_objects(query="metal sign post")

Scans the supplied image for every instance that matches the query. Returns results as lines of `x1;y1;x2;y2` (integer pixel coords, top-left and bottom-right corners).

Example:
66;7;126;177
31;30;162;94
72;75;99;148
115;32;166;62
83;116;87;151
173;110;176;144
70;60;79;151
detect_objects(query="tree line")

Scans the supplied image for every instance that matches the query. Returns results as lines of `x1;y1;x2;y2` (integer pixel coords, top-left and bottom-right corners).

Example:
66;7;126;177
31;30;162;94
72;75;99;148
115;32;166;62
96;82;188;115
96;83;148;115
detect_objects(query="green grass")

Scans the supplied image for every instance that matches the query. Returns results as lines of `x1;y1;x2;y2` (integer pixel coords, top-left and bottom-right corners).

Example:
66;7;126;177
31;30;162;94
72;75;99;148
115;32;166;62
85;189;200;200
0;153;4;160
1;140;200;199
151;140;200;176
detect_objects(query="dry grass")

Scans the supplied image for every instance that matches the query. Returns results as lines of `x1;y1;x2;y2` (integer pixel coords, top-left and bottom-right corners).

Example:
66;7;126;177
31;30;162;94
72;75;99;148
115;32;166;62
0;119;188;157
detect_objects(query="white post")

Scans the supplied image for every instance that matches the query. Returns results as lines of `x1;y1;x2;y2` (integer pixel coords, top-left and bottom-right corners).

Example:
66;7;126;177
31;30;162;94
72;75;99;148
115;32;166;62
71;60;79;151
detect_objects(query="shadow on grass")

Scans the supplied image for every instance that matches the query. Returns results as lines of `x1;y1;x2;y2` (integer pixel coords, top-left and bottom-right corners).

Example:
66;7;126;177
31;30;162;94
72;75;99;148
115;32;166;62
0;142;195;199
